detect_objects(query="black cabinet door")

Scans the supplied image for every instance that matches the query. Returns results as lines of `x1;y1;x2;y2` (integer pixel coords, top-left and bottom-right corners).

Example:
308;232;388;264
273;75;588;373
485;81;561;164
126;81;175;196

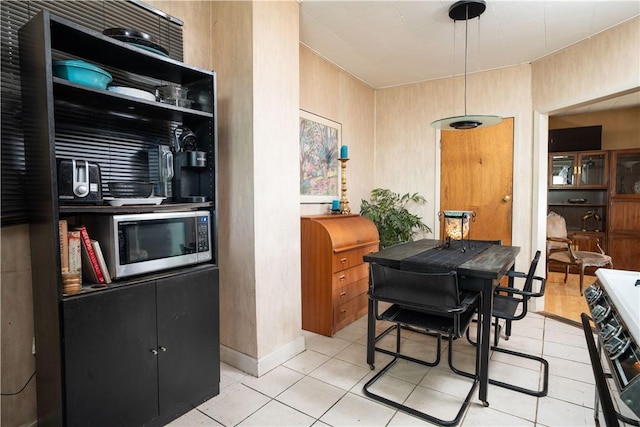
156;267;220;413
62;283;159;426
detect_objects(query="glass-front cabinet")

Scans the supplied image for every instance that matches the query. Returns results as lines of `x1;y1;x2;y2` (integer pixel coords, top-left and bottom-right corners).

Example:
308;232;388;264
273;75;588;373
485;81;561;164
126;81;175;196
608;148;640;272
549;151;608;189
611;149;640;196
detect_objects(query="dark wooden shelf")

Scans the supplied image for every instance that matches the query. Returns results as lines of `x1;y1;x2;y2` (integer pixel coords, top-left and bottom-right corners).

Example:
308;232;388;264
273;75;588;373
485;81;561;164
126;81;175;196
548;203;606;207
59;201;212;214
50;14;212;85
53;78;213;121
62;263;217;299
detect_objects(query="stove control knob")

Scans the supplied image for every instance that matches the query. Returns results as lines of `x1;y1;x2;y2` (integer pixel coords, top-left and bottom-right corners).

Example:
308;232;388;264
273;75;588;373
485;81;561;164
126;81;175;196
585;285;602;305
599;322;622;342
604;335;631;359
591;304;611;323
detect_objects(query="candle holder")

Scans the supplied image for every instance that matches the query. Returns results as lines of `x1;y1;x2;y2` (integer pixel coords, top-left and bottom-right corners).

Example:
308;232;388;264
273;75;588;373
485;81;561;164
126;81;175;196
438;210;476;252
338;158;351;214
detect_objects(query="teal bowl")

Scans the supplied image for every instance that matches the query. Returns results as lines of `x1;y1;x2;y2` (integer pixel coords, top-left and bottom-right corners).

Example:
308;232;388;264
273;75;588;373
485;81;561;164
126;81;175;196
53;60;112;89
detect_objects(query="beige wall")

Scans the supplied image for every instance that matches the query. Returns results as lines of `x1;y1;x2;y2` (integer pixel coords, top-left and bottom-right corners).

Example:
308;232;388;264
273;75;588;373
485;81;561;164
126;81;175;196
550;106;640;151
1;225;36;426
532;18;640;114
204;1;303;374
299;46;376;216
157;0;304;374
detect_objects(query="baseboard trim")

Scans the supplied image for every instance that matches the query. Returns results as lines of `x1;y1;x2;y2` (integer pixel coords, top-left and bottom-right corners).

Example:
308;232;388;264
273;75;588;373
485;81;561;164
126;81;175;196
220;336;306;377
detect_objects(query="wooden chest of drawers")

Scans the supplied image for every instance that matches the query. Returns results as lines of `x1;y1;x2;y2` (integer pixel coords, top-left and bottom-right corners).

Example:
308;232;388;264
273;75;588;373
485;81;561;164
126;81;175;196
301;214;379;336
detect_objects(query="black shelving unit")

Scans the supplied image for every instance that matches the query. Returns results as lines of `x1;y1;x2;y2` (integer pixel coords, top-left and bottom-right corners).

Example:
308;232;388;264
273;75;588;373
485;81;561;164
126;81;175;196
19;10;219;426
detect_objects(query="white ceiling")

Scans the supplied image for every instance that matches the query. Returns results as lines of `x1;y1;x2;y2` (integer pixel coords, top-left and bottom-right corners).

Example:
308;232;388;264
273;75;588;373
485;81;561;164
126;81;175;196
299;0;640;113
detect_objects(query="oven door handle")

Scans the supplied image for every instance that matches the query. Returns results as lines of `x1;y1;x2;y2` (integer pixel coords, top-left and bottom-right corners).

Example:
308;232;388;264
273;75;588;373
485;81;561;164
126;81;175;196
581;313;620;427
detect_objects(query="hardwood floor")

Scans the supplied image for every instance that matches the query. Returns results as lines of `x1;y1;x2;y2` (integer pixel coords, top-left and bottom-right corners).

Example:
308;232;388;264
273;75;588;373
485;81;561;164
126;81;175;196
542;271;596;324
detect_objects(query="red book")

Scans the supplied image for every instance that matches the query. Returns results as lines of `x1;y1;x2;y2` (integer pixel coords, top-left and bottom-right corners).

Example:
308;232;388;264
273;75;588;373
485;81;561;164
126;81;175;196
76;226;105;284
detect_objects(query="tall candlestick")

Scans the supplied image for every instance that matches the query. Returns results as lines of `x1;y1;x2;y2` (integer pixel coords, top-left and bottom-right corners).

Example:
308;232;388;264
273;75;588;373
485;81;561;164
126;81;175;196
339;158;351;214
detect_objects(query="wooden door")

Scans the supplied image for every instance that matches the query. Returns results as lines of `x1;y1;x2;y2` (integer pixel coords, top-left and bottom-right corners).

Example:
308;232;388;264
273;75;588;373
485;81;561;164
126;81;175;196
440;118;514;245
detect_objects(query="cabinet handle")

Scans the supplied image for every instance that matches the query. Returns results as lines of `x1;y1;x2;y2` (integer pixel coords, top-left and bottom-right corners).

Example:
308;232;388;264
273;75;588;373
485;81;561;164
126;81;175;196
340;258;347;264
340;291;347;297
160;346;167;352
150;349;158;355
340;309;347;315
339;275;346;281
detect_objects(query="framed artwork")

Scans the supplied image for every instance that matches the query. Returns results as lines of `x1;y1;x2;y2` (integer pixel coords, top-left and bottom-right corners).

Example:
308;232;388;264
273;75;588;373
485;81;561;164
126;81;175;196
299;110;342;203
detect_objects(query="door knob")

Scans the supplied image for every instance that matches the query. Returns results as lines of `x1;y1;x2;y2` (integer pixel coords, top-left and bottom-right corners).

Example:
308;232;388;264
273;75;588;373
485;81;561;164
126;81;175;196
503;195;511;202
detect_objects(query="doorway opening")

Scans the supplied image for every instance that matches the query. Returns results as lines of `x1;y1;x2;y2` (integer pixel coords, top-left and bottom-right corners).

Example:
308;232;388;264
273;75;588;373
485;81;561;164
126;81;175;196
539;90;640;324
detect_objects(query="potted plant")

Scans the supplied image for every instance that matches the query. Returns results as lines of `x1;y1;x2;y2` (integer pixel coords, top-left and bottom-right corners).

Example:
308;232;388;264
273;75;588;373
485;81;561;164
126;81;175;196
360;188;432;248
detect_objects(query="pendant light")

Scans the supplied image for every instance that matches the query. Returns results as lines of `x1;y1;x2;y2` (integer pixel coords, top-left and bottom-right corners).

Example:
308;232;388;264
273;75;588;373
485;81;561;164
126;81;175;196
431;0;503;130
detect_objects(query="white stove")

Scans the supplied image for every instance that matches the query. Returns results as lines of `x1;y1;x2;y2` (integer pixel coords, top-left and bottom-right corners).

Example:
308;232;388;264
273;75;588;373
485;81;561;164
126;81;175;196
584;269;640;420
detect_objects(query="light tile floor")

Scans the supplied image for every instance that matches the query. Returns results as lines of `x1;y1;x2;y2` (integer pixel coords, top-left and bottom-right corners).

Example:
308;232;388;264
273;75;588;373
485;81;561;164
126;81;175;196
167;313;637;427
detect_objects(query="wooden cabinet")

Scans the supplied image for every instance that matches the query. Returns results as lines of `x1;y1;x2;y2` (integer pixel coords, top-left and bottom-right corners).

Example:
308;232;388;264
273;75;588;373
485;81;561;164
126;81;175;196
548;151;609;273
548;125;602;152
549;151;608;189
547;148;640;272
608;148;640;271
19;11;219;425
63;266;219;426
301;215;379;336
548;151;609;248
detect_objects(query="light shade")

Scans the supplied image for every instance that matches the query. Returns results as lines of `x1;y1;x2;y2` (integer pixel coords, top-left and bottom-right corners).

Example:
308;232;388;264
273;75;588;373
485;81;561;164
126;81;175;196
431;1;503;131
431;114;503;130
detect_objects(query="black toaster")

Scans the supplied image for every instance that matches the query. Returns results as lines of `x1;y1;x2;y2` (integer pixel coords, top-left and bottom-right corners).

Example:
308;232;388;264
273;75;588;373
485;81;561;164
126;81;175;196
57;158;103;204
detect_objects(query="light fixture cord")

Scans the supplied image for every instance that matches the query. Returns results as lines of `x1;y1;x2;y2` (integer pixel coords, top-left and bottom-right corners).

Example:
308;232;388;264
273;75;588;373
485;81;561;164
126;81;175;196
463;4;469;116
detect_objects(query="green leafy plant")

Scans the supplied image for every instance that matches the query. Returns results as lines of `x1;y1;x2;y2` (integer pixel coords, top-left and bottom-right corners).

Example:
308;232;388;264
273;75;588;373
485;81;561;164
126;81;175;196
360;188;432;248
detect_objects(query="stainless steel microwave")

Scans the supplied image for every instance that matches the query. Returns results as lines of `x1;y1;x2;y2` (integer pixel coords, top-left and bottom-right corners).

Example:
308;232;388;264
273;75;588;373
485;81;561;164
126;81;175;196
82;211;212;279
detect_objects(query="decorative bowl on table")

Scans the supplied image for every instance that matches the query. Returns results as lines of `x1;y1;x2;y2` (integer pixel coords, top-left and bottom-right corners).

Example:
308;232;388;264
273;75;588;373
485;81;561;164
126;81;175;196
53;60;112;89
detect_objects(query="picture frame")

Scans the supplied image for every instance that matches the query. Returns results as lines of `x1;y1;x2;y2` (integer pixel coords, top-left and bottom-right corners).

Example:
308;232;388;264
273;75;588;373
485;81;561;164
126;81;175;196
299;110;342;203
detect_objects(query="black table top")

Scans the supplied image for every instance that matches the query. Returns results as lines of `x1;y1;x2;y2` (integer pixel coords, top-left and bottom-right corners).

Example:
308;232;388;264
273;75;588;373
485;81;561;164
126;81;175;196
363;239;520;280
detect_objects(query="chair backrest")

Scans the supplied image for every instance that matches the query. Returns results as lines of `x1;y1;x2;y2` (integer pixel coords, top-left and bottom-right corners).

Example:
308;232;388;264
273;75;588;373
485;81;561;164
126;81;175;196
547;211;569;251
547;210;568;241
522;250;542;293
369;263;460;315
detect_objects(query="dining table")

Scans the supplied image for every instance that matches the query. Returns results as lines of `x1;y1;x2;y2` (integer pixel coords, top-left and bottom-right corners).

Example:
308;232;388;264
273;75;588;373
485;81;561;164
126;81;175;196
363;238;521;407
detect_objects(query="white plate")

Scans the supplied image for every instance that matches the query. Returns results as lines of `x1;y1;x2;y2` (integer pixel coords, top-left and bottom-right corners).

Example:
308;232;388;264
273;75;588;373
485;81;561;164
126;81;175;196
104;197;165;206
107;86;156;101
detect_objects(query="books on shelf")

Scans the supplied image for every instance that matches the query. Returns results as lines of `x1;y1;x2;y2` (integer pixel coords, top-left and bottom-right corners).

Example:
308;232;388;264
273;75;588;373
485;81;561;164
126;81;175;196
59;219;69;272
76;226;105;285
91;240;112;284
59;220;112;288
67;229;82;276
63;227;82;294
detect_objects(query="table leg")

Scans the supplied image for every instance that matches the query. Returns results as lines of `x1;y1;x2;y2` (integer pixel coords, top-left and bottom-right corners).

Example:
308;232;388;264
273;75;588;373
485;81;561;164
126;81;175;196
479;279;493;406
367;298;375;369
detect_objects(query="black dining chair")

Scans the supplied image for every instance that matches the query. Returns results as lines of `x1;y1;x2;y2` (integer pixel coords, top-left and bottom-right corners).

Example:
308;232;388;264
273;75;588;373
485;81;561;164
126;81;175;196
365;263;481;426
461;250;549;397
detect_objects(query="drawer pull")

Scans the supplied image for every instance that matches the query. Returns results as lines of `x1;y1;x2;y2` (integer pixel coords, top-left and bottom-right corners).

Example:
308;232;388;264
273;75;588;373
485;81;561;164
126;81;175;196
340;258;347;264
340;309;347;315
339;275;346;281
340;291;347;297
